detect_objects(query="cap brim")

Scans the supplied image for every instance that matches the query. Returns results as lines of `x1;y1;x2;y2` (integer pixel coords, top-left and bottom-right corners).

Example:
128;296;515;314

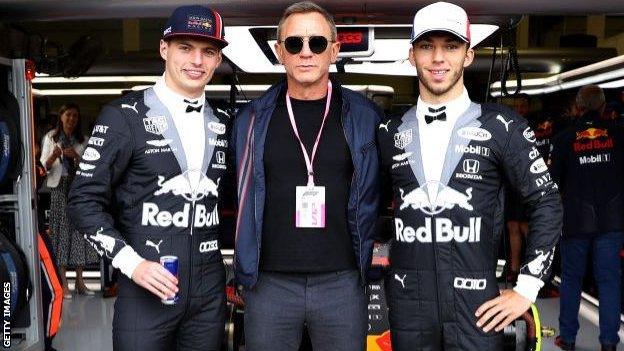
410;28;469;44
163;32;228;48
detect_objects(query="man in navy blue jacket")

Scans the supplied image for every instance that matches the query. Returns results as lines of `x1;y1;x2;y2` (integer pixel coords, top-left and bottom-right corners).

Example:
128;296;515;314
551;85;624;351
230;2;382;350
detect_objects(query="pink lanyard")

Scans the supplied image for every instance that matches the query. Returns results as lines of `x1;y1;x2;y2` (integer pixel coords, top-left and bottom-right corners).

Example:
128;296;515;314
285;81;333;187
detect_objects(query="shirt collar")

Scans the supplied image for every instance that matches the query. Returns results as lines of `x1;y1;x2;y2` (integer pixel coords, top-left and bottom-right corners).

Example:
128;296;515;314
153;74;205;113
416;87;471;126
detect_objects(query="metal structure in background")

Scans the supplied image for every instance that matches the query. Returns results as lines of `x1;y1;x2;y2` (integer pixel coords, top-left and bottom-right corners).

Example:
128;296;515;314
1;57;44;350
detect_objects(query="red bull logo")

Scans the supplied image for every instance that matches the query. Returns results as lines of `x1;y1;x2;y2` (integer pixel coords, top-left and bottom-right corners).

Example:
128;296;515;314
154;172;220;202
399;182;473;215
395;217;482;243
141;203;219;228
573;137;613;153
575;128;608;141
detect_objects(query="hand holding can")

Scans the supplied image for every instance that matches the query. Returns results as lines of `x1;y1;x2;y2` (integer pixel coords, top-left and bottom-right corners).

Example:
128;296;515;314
160;256;179;305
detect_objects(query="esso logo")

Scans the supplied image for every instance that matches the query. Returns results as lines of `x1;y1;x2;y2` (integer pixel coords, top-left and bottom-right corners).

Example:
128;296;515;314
338;32;363;44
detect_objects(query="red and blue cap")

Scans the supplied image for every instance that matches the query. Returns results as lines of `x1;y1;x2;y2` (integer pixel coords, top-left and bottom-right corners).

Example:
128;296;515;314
162;5;228;48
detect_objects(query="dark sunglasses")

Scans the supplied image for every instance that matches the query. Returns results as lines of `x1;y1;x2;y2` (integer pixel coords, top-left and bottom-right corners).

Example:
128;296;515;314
280;36;333;55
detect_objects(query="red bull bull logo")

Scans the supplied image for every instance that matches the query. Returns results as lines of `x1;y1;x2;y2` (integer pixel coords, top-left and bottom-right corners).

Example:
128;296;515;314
154;172;220;202
399;182;473;215
575;127;608;140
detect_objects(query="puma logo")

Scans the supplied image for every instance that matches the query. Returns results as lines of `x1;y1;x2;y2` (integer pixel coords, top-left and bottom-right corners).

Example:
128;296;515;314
496;115;513;132
145;239;163;254
121;102;138;114
394;273;407;288
379;120;391;132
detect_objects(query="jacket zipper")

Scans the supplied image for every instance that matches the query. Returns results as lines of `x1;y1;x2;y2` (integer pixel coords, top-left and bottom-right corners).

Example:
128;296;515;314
340;102;364;282
252;110;261;279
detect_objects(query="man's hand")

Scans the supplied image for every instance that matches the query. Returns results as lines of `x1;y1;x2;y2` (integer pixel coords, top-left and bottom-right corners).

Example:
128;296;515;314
475;289;531;332
131;260;179;300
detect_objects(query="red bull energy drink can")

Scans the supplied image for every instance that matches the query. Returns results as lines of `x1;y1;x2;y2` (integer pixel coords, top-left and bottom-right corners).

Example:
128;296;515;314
160;255;179;305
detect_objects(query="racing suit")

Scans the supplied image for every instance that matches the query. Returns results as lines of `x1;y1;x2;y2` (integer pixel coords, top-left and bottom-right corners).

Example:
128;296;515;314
68;88;229;350
378;102;562;350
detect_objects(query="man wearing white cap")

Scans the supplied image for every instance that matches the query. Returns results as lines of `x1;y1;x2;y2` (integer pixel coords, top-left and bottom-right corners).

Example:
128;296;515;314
377;2;562;349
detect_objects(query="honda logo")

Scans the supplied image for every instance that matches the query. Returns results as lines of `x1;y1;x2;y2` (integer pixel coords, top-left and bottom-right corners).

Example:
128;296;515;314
215;151;226;165
463;159;480;174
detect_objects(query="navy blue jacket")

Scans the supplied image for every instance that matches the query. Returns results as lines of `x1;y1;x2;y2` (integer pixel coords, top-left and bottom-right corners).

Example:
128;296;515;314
231;80;382;289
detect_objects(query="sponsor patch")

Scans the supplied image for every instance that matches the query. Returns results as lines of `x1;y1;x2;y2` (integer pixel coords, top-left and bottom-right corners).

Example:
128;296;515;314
394;129;413;149
82;147;101;162
143;116;168;135
215;151;226;165
454;277;486;290
523;127;536;143
392;152;413;161
88;137;105;147
146;139;173;147
457;127;491;141
579;153;611;165
208;122;226;135
199;240;219;253
395;217;482;243
462;159;480;174
528;147;540;160
496;115;513;132
379;120;391;132
399;182;473;215
209;138;228;148
454;144;490;157
530;158;548;174
79;163;96;171
121;102;138;113
92;125;109;135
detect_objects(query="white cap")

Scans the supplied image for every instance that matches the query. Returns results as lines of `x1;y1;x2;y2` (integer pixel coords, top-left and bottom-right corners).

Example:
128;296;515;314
411;2;471;43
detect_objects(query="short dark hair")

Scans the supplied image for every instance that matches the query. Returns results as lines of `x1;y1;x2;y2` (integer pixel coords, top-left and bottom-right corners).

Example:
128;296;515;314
276;1;337;41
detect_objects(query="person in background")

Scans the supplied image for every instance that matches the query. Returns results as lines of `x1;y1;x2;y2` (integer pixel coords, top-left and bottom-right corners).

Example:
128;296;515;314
40;102;97;298
551;85;624;351
505;94;531;281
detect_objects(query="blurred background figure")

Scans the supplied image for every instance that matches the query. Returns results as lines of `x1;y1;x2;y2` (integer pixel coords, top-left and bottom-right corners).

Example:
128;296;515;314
40;102;98;298
505;94;531;281
551;85;624;351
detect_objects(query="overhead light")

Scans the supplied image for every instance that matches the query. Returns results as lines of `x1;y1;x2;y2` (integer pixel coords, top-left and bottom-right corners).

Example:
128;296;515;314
491;54;624;96
33;75;159;84
33;84;393;96
599;78;624;89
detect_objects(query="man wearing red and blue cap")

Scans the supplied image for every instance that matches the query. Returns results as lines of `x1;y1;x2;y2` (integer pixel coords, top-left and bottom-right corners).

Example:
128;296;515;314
69;5;230;350
377;2;562;349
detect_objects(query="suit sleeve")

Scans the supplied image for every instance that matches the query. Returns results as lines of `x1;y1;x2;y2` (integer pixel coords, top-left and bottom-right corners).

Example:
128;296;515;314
501;118;562;302
67;105;144;279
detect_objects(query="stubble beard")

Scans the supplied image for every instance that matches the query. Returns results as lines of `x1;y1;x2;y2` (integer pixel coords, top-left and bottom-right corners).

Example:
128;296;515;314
417;65;464;98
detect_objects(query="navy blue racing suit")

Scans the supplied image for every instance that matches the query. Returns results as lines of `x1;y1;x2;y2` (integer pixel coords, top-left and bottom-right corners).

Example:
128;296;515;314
68;88;230;350
378;102;562;350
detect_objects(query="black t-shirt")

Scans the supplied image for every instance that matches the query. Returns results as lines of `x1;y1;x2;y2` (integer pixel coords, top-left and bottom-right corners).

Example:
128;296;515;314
261;86;356;273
